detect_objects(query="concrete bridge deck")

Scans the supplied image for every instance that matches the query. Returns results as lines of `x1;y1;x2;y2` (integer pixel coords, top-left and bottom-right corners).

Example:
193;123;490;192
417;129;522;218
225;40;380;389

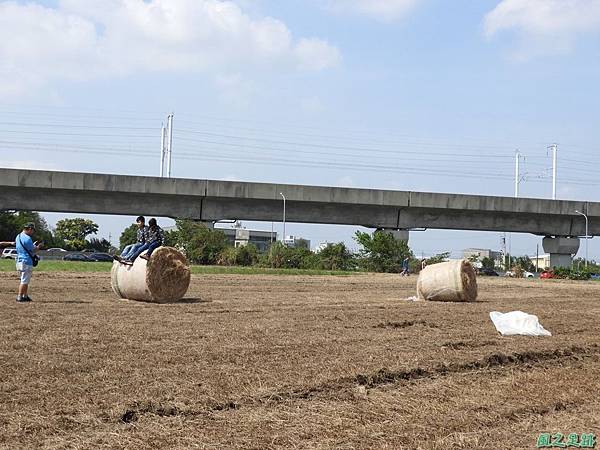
0;168;597;237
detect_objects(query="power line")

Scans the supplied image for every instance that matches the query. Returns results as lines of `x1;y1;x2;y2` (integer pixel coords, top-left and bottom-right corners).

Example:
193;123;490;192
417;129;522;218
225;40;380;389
0;129;156;138
0;121;157;130
173;135;514;160
176;128;520;154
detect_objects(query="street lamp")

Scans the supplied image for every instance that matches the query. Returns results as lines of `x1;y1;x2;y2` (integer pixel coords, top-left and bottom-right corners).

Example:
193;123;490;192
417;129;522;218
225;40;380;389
575;210;589;268
280;192;286;245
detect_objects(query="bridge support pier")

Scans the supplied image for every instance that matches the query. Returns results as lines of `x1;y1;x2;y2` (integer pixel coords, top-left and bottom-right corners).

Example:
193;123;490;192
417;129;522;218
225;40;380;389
542;236;580;269
375;228;409;242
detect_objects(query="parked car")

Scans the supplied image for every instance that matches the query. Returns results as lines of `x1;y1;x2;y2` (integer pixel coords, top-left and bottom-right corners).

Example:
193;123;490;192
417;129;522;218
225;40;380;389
63;253;93;262
46;247;67;252
505;270;535;278
2;248;17;259
540;270;555;279
478;268;499;276
88;253;114;262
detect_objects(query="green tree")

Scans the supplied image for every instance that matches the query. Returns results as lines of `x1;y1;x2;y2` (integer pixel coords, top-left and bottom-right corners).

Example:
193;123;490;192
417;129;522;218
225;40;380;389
294;238;311;250
514;256;535;273
119;224;138;251
86;237;111;253
264;242;315;269
467;254;480;264
164;229;178;247
426;252;450;265
218;244;260;267
0;211;61;247
354;230;413;273
317;243;355;270
55;218;99;251
217;247;238;266
171;220;229;264
234;244;259;266
480;256;496;270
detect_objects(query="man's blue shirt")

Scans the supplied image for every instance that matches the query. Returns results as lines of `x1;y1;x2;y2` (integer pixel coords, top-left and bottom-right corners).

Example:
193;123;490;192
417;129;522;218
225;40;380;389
15;232;34;265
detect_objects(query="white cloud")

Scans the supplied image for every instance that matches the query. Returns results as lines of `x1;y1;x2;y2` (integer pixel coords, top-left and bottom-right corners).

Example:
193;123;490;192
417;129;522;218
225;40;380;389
326;0;419;22
0;2;99;97
295;38;342;70
484;0;600;57
0;0;340;99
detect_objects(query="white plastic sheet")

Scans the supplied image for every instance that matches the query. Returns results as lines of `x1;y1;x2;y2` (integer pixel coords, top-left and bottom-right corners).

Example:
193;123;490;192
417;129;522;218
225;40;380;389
489;311;552;337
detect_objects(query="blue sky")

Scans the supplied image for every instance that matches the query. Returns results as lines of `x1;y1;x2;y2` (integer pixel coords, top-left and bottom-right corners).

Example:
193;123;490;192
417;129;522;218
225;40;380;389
1;0;599;259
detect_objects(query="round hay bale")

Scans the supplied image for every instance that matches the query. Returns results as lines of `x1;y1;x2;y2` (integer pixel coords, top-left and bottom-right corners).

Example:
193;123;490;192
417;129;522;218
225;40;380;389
111;247;190;303
416;260;477;302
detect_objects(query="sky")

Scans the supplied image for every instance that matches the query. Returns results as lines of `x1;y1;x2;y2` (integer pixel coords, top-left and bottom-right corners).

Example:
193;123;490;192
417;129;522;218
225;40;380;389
1;0;599;259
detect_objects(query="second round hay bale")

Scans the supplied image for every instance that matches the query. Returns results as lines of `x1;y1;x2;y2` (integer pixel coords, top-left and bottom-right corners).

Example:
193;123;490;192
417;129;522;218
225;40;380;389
416;260;477;302
111;246;190;303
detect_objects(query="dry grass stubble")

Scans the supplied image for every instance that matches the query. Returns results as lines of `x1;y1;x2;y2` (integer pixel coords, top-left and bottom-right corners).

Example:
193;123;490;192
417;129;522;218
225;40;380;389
1;271;599;448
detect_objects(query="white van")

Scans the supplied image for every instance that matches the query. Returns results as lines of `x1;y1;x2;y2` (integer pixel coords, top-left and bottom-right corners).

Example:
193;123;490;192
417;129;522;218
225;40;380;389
1;248;17;259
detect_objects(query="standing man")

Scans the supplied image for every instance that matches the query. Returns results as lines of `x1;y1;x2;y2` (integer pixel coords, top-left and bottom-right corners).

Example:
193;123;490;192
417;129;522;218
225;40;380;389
15;223;42;303
115;216;147;263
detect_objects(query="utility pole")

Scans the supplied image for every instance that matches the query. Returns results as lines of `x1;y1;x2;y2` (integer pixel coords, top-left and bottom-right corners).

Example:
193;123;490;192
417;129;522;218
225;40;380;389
514;150;525;198
549;143;558;200
166;113;174;178
160;124;166;177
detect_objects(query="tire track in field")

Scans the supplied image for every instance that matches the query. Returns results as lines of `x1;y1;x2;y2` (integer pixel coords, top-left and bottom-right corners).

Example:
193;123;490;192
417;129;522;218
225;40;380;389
117;344;599;423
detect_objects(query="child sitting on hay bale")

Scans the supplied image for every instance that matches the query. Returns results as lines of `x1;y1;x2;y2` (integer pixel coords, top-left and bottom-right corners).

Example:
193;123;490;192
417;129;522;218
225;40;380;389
118;218;165;264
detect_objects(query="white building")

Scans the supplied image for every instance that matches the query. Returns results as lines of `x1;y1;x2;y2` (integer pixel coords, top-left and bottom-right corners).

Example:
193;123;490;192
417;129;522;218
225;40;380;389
462;248;503;267
529;254;551;270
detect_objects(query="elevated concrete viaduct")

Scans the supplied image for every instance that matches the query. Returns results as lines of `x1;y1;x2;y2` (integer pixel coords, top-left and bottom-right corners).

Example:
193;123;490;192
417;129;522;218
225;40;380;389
1;168;597;267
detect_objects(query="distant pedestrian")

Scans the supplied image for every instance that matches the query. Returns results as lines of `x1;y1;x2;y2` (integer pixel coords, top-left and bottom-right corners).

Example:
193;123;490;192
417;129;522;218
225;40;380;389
401;257;410;276
115;216;148;263
14;223;42;303
421;258;427;270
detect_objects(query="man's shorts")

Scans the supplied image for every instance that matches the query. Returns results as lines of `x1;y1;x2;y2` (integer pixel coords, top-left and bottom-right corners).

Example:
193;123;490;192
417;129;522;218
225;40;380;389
16;262;33;284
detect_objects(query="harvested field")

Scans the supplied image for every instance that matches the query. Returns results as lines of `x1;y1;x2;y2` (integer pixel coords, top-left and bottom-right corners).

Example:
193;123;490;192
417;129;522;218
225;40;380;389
1;271;600;449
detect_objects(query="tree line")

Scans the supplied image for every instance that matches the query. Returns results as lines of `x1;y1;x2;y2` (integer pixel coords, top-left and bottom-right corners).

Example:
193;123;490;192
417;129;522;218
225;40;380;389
120;219;448;272
1;211;449;272
0;211;111;252
18;211;594;275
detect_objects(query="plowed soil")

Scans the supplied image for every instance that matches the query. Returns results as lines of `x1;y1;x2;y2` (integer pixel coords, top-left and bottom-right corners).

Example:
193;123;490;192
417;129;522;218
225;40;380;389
1;271;599;449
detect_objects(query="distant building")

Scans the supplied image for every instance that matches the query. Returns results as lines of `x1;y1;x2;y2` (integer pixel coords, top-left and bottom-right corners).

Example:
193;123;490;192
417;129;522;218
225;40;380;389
220;228;276;252
314;242;330;253
164;224;277;252
284;235;311;250
463;248;503;267
529;254;551;270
